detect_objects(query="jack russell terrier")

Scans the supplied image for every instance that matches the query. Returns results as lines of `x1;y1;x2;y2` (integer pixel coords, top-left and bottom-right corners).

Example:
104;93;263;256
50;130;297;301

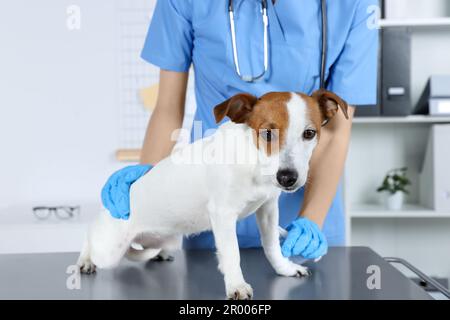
77;89;348;299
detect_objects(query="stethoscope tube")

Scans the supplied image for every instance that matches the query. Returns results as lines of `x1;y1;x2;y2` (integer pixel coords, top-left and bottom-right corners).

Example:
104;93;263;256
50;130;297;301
319;0;327;89
229;0;269;82
228;0;327;89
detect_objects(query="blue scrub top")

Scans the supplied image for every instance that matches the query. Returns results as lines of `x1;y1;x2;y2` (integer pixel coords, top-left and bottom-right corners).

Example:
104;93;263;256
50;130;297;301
141;0;379;248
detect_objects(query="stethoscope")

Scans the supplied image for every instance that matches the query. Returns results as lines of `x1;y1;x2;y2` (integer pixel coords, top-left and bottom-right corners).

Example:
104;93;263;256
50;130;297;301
228;0;328;89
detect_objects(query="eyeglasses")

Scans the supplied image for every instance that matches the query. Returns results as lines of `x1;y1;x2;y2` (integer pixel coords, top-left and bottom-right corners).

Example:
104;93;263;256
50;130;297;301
32;206;80;220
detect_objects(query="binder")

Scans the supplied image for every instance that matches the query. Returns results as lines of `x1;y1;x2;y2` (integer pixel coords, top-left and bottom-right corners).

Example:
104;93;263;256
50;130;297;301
420;124;450;212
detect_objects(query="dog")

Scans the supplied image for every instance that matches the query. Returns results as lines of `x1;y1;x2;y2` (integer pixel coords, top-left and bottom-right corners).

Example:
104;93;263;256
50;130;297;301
77;89;348;300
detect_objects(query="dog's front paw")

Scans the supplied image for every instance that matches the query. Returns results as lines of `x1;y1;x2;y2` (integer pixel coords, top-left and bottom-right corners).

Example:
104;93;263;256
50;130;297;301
275;261;310;278
226;282;253;300
77;258;96;274
151;251;174;262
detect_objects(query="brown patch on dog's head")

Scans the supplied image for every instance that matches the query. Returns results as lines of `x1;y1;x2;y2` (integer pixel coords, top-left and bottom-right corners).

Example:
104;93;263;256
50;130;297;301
296;90;349;137
214;93;258;124
247;92;291;156
311;89;349;124
213;92;291;156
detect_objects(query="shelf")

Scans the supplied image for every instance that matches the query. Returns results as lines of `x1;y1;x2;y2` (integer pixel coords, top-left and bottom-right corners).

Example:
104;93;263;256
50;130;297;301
350;203;450;218
353;115;450;124
379;17;450;28
116;149;140;162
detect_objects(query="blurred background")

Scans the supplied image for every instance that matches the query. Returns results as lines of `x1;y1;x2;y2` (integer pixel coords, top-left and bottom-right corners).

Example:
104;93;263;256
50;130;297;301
0;0;449;297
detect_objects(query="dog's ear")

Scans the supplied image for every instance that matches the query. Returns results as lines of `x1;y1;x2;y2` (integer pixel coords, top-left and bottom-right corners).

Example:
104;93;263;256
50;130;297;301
213;93;258;124
311;89;349;124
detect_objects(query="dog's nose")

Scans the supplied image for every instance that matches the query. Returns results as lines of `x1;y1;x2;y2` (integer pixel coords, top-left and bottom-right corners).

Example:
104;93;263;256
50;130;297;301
276;169;298;188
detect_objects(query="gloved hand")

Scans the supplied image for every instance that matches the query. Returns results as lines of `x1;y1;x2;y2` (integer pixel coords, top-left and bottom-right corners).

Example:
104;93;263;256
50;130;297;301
281;217;328;260
101;164;153;220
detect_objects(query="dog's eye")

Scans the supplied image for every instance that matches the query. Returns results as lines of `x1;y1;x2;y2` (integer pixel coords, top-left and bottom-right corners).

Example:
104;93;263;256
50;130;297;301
303;129;316;140
261;129;276;142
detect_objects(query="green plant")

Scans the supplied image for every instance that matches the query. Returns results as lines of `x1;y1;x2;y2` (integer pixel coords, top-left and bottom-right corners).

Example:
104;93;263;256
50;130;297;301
376;167;411;195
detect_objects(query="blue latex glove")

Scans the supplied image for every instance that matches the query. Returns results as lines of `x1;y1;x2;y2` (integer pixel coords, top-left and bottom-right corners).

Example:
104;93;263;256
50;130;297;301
101;164;152;220
281;217;328;260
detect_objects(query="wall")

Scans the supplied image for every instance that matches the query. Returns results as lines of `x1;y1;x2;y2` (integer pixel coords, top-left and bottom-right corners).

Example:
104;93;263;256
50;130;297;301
0;0;122;213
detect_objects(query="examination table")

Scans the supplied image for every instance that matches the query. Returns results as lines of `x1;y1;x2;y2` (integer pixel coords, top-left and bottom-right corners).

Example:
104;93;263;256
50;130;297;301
0;247;433;299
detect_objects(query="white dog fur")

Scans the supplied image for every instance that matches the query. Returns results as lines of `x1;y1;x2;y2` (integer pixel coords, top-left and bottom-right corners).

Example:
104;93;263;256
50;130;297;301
77;90;348;300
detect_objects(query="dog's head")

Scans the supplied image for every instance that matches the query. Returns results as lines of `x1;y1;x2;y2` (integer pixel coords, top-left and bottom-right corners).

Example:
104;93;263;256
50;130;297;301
214;90;348;192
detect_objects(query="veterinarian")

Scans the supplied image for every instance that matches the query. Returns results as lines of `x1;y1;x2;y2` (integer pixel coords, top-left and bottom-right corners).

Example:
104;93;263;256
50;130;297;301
102;0;378;259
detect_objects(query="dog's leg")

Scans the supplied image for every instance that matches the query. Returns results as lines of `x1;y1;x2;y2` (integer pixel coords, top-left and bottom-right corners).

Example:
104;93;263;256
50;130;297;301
256;199;310;277
77;237;96;274
209;208;253;300
78;209;134;271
